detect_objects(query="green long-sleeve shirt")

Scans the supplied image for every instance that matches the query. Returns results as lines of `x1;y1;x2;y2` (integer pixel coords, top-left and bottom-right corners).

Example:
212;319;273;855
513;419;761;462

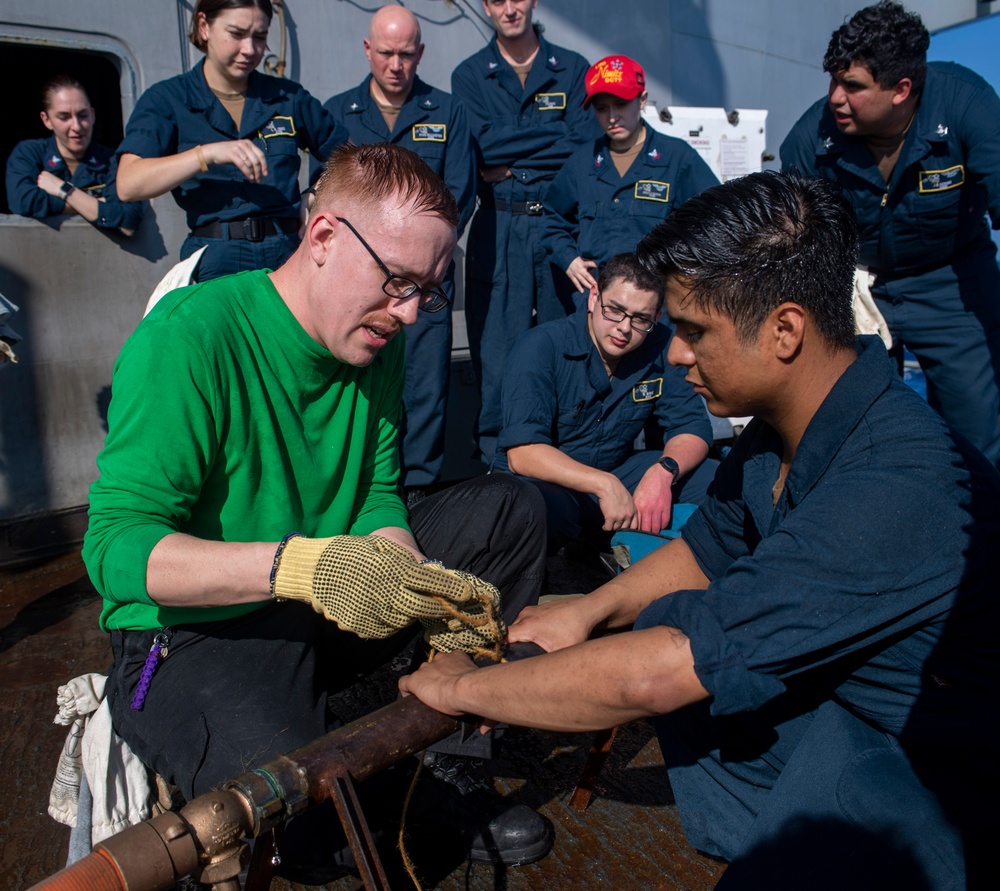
84;269;409;632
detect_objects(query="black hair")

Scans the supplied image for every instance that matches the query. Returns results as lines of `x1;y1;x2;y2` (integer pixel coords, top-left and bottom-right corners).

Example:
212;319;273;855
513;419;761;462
823;1;929;94
189;0;273;51
41;75;89;112
636;171;858;349
598;253;665;306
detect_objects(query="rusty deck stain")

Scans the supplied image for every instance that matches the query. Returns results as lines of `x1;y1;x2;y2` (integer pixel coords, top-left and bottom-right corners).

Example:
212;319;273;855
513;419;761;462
0;551;725;890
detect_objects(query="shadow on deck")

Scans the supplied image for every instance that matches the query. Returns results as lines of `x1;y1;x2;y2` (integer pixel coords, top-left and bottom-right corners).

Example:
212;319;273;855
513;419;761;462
0;551;725;890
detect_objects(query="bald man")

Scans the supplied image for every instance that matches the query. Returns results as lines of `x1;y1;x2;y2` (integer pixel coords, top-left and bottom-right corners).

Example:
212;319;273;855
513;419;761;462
325;6;476;504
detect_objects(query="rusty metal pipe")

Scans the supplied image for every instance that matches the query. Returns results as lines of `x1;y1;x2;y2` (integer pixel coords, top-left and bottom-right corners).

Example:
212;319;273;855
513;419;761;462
27;696;460;891
227;694;461;835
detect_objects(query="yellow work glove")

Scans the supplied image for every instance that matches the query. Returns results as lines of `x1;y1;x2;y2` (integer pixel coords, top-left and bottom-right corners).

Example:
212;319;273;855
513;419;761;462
271;534;505;655
419;567;505;658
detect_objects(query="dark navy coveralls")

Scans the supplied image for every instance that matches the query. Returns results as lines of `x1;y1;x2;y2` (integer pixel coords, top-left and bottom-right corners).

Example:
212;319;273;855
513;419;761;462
637;337;1000;890
541;121;719;276
119;60;347;280
5;136;146;231
324;75;476;488
494;308;715;551
452;33;597;457
781;62;1000;465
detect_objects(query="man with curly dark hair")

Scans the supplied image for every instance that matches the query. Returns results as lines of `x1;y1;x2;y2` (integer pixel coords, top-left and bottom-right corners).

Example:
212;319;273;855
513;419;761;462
782;1;1000;467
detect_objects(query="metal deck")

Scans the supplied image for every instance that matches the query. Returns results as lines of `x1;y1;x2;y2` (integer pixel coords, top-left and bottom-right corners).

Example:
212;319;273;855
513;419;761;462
0;551;726;890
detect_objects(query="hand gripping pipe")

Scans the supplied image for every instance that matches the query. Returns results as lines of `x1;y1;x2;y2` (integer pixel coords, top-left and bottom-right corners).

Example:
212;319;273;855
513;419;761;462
27;695;463;891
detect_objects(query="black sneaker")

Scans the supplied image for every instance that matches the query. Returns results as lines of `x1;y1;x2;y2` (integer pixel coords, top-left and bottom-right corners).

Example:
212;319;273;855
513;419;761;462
414;752;553;866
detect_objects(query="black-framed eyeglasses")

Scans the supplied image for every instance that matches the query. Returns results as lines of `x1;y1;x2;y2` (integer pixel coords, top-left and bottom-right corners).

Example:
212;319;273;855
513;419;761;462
336;217;450;313
598;296;657;333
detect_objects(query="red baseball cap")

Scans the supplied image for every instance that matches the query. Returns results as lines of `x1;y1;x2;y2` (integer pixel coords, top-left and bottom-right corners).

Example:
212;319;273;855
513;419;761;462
583;55;646;108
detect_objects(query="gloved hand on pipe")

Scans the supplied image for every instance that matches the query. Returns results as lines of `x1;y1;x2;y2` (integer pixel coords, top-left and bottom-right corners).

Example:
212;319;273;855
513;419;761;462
271;534;505;656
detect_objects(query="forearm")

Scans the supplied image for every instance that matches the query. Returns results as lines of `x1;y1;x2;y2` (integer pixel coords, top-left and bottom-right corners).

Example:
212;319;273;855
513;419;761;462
117;151;202;201
62;188;101;223
506;442;613;498
584;538;710;631
146;533;275;607
505;536;710;660
663;434;711;476
405;627;709;731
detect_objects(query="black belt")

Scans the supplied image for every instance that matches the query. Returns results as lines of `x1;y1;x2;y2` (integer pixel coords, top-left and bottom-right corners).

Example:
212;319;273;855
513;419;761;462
490;199;544;216
191;216;298;242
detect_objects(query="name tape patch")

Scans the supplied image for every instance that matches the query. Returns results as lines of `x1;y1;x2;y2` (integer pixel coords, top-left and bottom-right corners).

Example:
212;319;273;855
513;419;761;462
919;165;964;194
412;123;447;142
535;92;567;111
632;378;663;402
635;180;670;202
261;115;297;138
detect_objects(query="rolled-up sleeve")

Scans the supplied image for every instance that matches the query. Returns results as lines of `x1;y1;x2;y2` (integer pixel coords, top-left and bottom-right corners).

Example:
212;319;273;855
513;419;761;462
118;83;179;160
637;417;974;717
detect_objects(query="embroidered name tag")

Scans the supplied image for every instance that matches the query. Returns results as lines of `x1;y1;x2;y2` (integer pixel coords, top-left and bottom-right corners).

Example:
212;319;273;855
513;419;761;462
261;115;297;138
919;165;964;193
635;180;670;202
632;378;663;402
535;92;567;111
412;123;447;142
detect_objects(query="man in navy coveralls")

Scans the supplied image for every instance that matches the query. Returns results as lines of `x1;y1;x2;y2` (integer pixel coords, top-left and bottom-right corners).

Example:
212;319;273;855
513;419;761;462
325;5;476;501
493;252;715;553
782;1;1000;465
452;0;596;460
402;171;999;890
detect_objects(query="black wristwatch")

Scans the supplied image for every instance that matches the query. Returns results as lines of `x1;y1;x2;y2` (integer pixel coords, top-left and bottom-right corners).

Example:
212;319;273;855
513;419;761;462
658;456;680;480
59;181;76;198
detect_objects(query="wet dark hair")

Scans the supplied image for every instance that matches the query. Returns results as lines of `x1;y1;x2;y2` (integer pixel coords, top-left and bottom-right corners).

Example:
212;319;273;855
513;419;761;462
823;1;929;94
598;253;665;306
636;171;858;349
189;0;273;52
41;75;90;112
315;143;459;229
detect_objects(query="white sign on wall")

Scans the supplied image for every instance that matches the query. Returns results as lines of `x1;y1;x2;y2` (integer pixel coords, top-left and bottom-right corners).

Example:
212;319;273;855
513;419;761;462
643;105;768;182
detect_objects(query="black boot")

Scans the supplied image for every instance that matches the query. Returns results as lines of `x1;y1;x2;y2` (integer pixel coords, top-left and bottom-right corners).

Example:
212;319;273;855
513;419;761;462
414;751;553;866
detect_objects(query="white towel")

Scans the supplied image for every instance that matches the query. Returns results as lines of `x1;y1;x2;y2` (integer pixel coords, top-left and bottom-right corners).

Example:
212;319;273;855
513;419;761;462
49;673;154;846
853;266;893;350
143;245;207;317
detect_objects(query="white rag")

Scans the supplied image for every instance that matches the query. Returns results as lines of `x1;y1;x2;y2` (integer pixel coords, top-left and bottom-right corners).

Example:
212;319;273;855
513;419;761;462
143;245;207;317
853;266;893;350
49;673;154;844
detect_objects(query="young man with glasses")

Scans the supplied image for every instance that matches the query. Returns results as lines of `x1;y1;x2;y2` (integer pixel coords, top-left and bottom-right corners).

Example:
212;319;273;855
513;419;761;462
84;143;552;882
493;252;715;554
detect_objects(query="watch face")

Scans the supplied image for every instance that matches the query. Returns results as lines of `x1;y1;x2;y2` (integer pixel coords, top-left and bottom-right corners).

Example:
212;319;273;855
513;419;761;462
659;456;680;477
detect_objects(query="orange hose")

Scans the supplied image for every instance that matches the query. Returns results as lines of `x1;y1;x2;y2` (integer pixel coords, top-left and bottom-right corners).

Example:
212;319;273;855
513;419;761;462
27;849;125;891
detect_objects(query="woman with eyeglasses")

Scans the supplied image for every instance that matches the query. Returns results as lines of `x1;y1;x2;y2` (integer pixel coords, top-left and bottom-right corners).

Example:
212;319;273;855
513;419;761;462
6;75;146;235
115;0;347;281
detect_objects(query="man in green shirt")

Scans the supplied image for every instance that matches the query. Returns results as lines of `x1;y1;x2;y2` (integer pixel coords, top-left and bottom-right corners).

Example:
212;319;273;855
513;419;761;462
83;143;550;881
